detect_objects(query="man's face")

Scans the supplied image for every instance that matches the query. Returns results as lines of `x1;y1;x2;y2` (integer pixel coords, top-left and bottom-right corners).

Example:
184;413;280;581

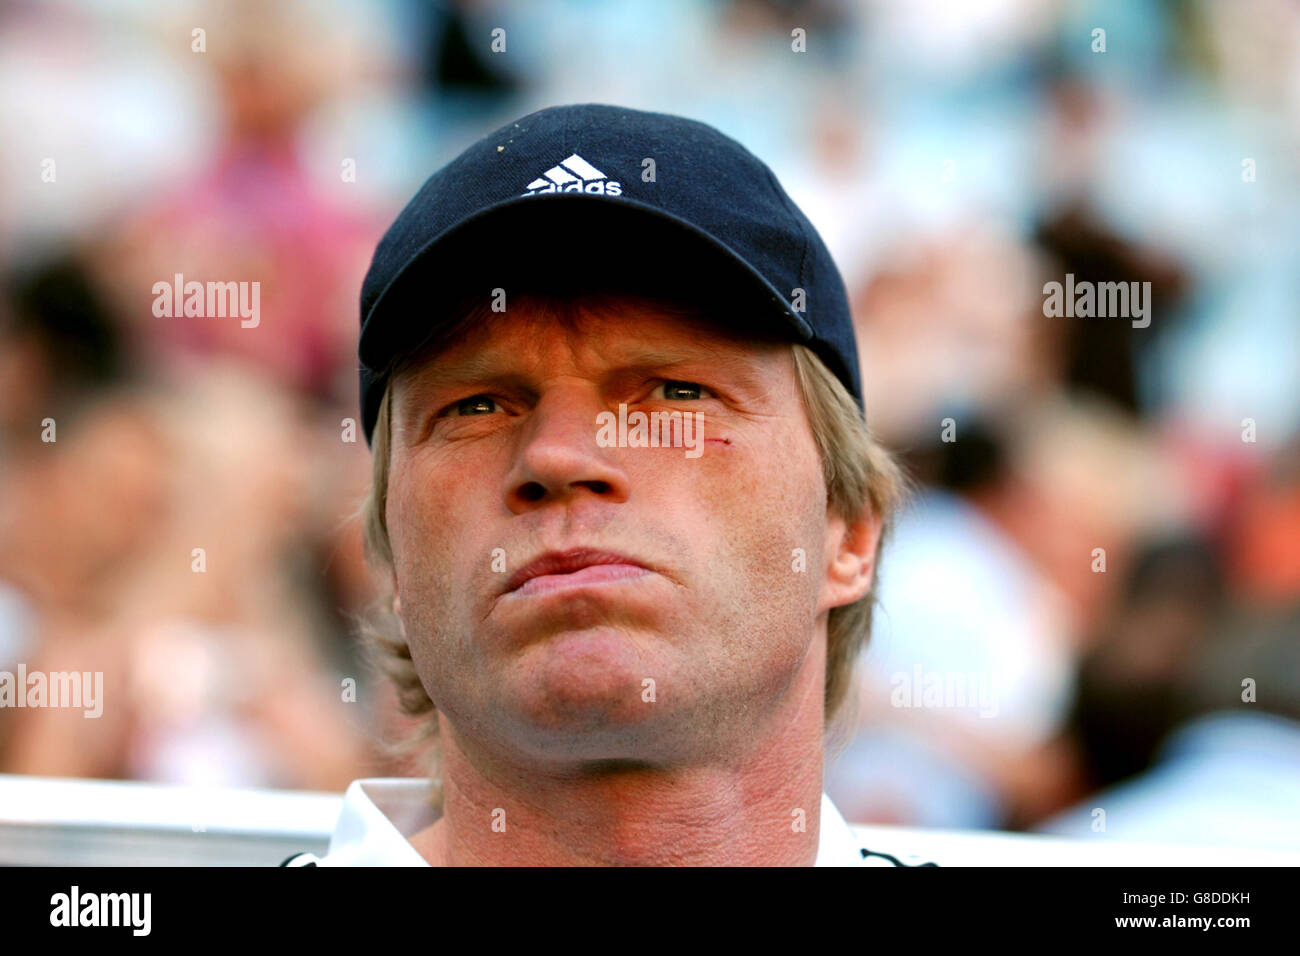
386;297;839;768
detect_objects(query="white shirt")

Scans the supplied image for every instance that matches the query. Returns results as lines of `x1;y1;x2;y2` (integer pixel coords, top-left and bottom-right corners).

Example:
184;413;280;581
285;778;930;867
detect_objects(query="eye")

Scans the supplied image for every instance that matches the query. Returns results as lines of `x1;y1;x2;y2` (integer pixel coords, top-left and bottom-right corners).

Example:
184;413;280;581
652;380;711;401
445;394;500;417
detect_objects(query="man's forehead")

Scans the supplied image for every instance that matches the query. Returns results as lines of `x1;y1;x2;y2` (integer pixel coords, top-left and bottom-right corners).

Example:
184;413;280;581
396;292;789;386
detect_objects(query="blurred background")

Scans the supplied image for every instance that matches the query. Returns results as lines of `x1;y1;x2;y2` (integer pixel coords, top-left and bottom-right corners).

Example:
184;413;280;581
1;0;1298;858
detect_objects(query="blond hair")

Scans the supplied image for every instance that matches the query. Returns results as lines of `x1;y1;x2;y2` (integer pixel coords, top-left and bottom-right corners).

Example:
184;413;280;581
359;312;905;794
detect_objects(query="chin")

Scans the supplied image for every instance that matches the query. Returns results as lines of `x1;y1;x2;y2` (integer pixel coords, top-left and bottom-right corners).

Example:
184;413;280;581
507;626;660;730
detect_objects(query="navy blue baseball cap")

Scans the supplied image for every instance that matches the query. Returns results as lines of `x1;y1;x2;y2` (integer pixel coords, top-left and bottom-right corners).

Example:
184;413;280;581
358;103;862;445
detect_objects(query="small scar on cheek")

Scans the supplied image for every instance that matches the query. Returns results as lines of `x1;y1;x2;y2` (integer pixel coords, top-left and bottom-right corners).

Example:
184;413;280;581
706;436;733;446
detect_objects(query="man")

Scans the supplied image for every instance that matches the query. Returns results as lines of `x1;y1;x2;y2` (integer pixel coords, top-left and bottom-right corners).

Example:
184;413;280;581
284;103;927;866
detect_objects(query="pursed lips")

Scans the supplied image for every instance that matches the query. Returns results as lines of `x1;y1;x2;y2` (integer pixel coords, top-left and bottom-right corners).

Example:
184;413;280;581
500;548;653;598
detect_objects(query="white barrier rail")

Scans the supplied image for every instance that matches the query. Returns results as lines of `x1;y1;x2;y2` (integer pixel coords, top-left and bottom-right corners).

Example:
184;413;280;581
2;774;1297;866
0;774;339;866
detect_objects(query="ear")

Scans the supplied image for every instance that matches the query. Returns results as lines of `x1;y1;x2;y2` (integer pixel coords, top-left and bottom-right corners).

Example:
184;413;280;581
819;507;884;614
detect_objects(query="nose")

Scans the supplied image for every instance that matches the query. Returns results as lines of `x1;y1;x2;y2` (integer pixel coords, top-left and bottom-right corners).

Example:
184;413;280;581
505;384;631;513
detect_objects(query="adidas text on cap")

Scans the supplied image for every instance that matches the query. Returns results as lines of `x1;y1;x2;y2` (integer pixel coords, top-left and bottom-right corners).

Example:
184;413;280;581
357;103;863;445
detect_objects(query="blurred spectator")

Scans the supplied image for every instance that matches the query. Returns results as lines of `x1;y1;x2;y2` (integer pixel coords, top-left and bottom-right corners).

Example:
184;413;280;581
0;366;380;790
104;0;379;404
0;252;128;446
1039;600;1300;850
0;390;171;777
1064;534;1226;793
1227;434;1300;605
826;486;1079;829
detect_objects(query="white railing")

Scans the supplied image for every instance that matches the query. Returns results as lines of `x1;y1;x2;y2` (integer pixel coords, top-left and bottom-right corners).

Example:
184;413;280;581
0;774;340;866
2;774;1297;866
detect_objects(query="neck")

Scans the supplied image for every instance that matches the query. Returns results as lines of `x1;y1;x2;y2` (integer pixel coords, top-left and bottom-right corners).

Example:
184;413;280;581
410;654;828;866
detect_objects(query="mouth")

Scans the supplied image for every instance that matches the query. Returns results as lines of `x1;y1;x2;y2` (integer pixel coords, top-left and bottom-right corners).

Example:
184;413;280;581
501;548;653;598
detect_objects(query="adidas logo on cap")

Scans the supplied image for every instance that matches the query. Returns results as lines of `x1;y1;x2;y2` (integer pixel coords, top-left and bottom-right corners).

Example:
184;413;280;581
523;153;622;197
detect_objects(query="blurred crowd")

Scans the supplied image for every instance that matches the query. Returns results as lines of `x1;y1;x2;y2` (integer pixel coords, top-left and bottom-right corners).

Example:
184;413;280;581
1;0;1298;849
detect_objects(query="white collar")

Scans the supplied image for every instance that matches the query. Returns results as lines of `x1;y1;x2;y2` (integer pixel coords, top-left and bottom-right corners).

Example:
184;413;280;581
307;778;877;866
